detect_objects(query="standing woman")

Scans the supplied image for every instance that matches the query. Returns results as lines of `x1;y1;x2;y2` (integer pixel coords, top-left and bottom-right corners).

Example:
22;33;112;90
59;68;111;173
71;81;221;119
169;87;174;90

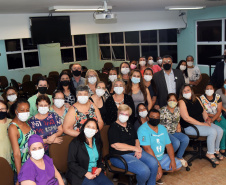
5;87;18;118
138;57;147;76
134;103;148;132
8;98;34;184
130;60;138;70
107;68;118;94
176;60;189;84
57;71;76;108
146;56;162;74
67;118;113;185
119;62;130;85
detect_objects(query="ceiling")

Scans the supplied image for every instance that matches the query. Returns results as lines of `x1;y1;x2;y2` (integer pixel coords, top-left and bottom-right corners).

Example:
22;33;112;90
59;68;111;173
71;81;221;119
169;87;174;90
0;0;225;14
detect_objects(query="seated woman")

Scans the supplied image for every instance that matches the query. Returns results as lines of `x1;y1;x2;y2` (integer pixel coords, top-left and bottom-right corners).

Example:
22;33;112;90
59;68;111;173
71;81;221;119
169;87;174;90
50;90;68;123
216;79;226;119
63;85;104;137
90;81;107;124
57;71;76;108
108;104;158;185
18;134;64;185
146;56;162;74
200;83;226;156
134;103;148;132
28;95;63;155
130;60;138;70
160;93;189;167
8;98;34;184
107;68;118;94
67;118;113;185
0;100;12;164
105;78;135;125
118;62;130;85
176;60;189;84
179;84;223;164
5;87;18;118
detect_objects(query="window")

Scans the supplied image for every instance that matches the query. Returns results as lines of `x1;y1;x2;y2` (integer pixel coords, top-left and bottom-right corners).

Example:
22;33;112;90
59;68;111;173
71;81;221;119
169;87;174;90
98;29;177;63
5;38;39;70
60;35;88;63
196;19;226;65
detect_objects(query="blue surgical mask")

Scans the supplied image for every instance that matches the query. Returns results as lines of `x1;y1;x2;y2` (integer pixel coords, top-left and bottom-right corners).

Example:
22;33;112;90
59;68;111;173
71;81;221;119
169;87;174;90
131;77;140;84
224;84;226;90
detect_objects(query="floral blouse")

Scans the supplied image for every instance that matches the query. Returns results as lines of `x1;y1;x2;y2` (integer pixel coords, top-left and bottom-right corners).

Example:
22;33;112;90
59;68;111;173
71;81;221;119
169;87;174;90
160;106;180;134
200;94;221;115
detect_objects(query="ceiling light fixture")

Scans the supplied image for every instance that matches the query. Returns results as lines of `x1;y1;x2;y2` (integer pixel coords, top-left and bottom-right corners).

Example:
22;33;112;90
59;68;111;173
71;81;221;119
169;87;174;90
49;5;112;12
165;6;205;10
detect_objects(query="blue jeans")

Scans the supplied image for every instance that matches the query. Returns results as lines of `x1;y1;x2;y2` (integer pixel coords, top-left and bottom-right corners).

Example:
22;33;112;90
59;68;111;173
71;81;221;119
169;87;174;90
169;132;189;159
82;172;113;185
184;123;223;154
110;151;158;185
159;154;182;171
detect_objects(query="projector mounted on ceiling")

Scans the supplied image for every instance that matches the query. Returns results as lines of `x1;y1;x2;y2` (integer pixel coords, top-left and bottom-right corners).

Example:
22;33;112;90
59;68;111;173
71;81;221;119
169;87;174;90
93;1;117;20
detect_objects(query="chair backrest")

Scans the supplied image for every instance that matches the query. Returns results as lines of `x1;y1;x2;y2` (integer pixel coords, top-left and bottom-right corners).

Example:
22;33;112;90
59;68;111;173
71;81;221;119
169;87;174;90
22;81;36;96
22;74;31;84
100;125;110;158
0;157;14;185
0;76;9;89
49;135;74;173
11;79;19;91
46;77;57;95
49;71;59;77
193;73;210;95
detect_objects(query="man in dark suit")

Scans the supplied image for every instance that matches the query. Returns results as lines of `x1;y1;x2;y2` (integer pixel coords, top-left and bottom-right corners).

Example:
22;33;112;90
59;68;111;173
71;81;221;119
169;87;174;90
211;50;226;89
153;55;185;108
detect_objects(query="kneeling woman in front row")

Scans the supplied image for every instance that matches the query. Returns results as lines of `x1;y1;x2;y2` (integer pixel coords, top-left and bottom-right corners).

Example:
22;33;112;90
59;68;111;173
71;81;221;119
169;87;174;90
67;118;113;185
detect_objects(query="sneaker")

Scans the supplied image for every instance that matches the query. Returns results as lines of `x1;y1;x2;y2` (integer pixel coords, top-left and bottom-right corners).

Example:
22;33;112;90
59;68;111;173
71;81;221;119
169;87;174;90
156;179;163;184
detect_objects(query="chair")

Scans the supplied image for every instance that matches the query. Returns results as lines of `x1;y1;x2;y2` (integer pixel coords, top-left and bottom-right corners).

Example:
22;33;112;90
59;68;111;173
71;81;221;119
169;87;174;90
22;74;31;84
0;76;9;92
102;62;114;74
0;157;14;185
49;71;59;77
11;79;20;91
193;73;210;95
22;81;37;98
100;125;136;185
46;77;57;95
32;73;42;84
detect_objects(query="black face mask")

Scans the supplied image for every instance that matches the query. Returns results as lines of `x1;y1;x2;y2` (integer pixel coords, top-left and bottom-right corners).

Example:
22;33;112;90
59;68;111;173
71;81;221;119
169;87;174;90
61;80;70;87
0;112;7;120
148;118;160;127
163;63;171;71
72;70;81;77
38;87;47;94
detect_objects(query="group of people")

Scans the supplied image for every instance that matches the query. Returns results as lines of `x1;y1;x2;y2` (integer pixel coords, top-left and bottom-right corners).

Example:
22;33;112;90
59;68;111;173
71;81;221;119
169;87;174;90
0;52;226;185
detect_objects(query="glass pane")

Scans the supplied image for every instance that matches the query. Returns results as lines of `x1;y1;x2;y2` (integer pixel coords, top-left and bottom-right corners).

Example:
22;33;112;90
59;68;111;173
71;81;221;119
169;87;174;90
141;30;157;43
24;52;39;67
111;32;123;44
197;45;222;65
126;46;140;61
61;48;74;63
112;46;125;60
22;38;37;50
159;29;177;43
100;46;111;60
160;45;177;63
197;20;222;42
125;31;139;43
75;47;87;61
99;33;110;44
74;35;86;45
141;46;158;61
7;53;23;69
60;37;73;47
5;39;21;52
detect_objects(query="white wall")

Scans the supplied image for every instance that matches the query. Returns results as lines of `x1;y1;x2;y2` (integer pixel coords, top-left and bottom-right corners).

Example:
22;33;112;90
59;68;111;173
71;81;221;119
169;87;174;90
0;11;186;40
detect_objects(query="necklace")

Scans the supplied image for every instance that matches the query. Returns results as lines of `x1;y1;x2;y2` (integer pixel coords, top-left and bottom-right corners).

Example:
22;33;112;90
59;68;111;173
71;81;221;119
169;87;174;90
115;99;124;106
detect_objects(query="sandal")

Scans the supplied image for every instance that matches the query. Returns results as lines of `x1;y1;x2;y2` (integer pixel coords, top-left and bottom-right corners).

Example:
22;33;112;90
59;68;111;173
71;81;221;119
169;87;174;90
206;155;219;165
215;153;224;160
178;158;188;167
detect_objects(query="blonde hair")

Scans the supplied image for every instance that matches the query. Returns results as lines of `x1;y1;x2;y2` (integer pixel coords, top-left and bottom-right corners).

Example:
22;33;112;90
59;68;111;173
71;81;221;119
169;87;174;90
112;78;126;88
85;69;100;85
118;104;132;116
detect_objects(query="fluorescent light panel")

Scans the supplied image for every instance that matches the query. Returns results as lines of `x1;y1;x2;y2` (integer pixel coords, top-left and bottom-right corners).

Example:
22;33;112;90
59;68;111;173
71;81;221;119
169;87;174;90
49;6;112;12
165;6;205;10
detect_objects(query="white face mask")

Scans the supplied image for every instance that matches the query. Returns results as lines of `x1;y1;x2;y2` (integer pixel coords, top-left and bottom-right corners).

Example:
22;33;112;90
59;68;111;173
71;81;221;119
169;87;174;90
139;110;148;118
180;65;186;71
88;77;97;84
96;89;105;97
38;107;49;115
109;75;117;82
77;96;89;104
54;99;65;108
144;75;152;82
31;148;45;160
114;87;124;95
119;114;129;123
205;90;214;96
17;112;30;122
7;94;17;102
84;128;96;138
187;61;193;67
121;68;130;75
183;93;192;99
148;60;154;65
139;60;146;66
157;59;162;65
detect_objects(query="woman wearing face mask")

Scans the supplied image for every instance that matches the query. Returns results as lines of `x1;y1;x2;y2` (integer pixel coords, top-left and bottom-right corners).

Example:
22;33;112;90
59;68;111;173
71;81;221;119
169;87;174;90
67;118;113;185
119;62;130;85
50;90;68;122
108;104;158;185
160;93;189;167
200;84;226;156
57;71;76;108
146;56;162;74
156;56;163;68
134;103;148;132
0;100;12;164
63;85;104;137
105;79;135;125
130;60;138;70
176;60;189;84
216;79;226;119
138;57;147;76
179;85;224;164
8;98;34;185
5;87;18;118
28;95;63;155
18;134;64;185
126;69;152;117
28;76;52;118
107;68;118;94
